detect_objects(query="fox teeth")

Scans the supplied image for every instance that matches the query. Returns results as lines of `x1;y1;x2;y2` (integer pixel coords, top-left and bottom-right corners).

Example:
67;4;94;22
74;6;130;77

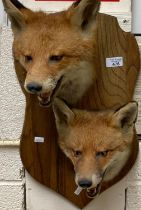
87;187;97;198
38;95;51;102
37;95;42;101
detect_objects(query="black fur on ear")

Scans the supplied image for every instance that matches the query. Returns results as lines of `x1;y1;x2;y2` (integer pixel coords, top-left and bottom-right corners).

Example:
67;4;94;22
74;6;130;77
70;0;100;31
72;0;81;7
2;0;30;33
10;0;25;9
81;0;100;29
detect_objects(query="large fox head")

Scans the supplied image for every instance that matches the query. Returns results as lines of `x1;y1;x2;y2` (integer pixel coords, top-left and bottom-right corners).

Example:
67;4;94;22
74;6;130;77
53;98;138;196
3;0;100;106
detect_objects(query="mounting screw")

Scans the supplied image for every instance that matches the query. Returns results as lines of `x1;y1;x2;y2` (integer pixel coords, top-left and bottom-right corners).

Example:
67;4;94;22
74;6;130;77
123;19;129;24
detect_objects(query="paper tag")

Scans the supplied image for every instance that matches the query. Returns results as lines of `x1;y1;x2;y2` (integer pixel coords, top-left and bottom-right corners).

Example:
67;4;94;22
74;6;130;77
106;57;123;68
34;137;45;143
74;187;83;196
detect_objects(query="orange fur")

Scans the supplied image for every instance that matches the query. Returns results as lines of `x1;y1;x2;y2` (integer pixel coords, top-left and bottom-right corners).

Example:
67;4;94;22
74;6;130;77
3;0;100;106
53;98;138;195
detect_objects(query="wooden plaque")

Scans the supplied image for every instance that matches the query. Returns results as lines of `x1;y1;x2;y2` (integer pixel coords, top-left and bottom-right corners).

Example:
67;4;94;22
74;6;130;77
16;14;140;208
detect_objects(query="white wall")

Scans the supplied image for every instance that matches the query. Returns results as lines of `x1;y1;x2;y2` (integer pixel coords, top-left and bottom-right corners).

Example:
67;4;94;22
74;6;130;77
132;0;141;34
0;0;141;209
0;26;25;210
21;0;131;13
0;147;24;210
26;171;126;210
0;0;4;26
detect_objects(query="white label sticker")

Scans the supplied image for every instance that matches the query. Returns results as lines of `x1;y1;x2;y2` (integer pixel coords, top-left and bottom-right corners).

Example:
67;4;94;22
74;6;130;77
74;187;83;196
106;57;123;68
34;137;45;143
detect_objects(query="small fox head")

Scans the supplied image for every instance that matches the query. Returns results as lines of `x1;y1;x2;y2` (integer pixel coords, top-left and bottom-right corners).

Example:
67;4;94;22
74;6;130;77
3;0;100;106
53;99;138;193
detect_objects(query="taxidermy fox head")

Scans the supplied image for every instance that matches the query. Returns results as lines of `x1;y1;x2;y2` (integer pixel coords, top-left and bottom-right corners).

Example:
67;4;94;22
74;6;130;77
2;0;100;106
53;98;138;196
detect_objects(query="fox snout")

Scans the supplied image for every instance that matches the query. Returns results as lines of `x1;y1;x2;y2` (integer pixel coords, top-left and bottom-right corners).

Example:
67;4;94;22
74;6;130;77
26;82;42;93
78;179;92;188
25;77;57;94
76;173;102;190
24;77;60;106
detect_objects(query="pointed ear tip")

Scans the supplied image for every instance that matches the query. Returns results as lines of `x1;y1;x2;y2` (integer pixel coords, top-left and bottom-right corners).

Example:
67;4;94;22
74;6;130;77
94;0;101;7
97;1;101;5
53;98;67;113
128;101;138;109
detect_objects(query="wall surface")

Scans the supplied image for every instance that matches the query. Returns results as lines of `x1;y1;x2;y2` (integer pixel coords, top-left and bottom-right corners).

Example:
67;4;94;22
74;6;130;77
0;0;141;210
0;26;25;210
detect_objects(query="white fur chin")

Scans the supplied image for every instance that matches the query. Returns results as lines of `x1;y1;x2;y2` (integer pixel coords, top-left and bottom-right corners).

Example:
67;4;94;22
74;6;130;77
92;174;102;187
42;77;57;91
103;149;130;182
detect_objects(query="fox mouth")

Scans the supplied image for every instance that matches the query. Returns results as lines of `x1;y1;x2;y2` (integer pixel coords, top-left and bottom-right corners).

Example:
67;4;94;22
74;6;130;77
38;92;53;107
86;169;107;198
37;76;63;107
86;184;101;198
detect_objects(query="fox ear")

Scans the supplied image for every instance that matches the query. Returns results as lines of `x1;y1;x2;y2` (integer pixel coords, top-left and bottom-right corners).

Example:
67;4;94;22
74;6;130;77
111;102;138;129
70;0;100;32
2;0;29;33
53;98;75;126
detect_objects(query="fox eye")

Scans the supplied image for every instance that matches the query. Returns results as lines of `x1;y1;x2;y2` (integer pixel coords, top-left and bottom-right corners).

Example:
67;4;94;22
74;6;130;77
73;150;82;158
25;55;33;63
96;151;108;158
49;55;64;63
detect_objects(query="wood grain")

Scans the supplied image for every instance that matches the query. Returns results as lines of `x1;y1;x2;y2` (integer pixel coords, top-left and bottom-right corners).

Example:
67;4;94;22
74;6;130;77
15;14;140;208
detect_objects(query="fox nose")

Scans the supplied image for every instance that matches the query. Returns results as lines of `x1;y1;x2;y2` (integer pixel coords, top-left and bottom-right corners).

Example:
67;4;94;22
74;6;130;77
26;82;42;93
78;179;92;188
